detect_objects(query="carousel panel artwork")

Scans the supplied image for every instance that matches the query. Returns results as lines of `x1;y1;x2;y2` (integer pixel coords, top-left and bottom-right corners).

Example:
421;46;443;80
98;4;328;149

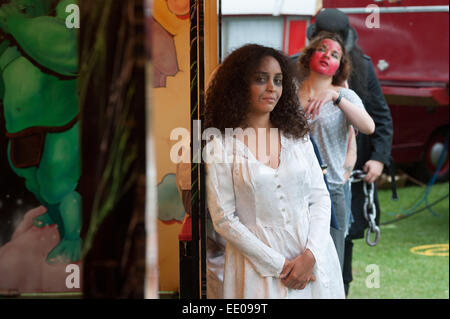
0;0;82;295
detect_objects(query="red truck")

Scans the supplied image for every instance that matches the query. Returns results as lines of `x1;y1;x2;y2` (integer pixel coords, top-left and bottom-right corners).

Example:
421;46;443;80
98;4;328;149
323;0;449;182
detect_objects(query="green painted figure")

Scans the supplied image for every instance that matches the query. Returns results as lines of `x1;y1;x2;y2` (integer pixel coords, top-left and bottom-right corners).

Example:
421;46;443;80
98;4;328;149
0;0;81;263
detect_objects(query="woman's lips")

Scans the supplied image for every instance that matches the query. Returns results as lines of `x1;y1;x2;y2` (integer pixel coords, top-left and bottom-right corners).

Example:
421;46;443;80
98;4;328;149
320;61;329;67
263;97;276;102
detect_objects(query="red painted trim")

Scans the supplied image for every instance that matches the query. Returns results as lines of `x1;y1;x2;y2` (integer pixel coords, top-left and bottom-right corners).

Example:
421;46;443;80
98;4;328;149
382;86;449;105
287;20;307;56
177;215;202;241
176;13;190;20
323;0;449;7
161;219;183;225
178;216;192;241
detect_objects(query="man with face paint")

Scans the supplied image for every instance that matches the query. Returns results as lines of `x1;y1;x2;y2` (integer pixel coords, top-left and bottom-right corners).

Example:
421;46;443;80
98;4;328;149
297;31;375;275
306;9;394;296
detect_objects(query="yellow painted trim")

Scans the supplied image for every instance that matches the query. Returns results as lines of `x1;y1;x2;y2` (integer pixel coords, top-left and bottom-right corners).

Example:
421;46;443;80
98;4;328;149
204;0;218;85
153;0;186;35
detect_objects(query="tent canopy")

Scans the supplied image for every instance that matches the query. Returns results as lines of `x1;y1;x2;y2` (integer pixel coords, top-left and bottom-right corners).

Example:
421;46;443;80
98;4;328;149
222;0;321;16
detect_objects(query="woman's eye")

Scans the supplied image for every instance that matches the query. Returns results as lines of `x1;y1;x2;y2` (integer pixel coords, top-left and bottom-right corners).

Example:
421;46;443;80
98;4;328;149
255;76;267;83
274;78;283;86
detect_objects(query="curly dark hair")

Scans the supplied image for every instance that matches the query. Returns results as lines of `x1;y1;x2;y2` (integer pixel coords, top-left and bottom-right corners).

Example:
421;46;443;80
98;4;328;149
298;31;352;86
204;44;309;139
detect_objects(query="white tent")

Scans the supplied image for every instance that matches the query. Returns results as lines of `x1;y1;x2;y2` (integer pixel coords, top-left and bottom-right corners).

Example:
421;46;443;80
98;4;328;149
222;0;321;16
220;0;321;57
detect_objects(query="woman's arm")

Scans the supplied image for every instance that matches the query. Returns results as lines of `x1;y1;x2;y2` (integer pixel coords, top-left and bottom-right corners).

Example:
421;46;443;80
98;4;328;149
303;137;332;264
304;89;375;135
282;137;331;289
332;90;375;134
205;137;287;278
343;126;357;183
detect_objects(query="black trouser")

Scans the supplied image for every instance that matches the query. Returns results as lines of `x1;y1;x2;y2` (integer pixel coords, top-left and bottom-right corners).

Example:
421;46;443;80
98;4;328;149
343;181;381;295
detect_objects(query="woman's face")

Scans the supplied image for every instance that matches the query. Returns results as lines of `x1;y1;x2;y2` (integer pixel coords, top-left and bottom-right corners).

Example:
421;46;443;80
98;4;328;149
309;39;343;77
249;56;283;115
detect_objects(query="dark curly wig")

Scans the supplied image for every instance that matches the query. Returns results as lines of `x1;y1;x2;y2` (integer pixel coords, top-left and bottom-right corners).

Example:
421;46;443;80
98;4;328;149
204;44;309;140
298;31;352;86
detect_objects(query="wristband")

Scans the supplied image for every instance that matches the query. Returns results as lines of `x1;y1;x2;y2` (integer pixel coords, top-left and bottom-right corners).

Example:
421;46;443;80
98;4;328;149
334;92;343;106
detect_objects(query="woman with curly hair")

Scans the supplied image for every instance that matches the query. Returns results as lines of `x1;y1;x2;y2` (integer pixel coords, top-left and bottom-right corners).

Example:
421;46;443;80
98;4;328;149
204;44;345;298
297;31;375;272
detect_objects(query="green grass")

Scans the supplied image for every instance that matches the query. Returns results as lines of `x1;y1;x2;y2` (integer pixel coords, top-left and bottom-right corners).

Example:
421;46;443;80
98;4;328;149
347;182;449;299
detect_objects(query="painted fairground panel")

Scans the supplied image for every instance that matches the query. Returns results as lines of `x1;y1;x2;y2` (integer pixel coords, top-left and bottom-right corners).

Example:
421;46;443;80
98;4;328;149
0;0;150;298
152;0;217;296
152;0;192;295
0;0;82;296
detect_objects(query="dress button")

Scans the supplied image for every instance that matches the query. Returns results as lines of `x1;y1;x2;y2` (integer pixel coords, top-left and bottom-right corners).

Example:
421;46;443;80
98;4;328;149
280;196;284;200
275;173;278;178
282;208;286;212
277;185;281;188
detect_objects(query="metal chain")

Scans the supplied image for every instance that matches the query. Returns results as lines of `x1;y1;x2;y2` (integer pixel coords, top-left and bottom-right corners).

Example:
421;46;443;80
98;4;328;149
350;170;380;246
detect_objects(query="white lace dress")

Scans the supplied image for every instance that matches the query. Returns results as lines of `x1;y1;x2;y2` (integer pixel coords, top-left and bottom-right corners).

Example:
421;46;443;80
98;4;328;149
205;133;345;299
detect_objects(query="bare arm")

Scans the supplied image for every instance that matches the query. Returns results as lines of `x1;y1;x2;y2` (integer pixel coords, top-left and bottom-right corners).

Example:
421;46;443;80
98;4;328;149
332;90;375;134
343;126;357;183
305;89;375;134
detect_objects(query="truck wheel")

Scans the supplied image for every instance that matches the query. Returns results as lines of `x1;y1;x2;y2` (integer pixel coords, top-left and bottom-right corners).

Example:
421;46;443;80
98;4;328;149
415;127;449;183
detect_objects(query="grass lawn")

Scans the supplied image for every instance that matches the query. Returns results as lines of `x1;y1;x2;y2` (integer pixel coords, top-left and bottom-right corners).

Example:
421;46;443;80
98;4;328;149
347;182;449;299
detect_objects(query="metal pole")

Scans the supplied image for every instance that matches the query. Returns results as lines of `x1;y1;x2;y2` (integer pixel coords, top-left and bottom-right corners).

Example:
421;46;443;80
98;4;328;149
189;0;200;299
218;0;222;63
198;0;207;300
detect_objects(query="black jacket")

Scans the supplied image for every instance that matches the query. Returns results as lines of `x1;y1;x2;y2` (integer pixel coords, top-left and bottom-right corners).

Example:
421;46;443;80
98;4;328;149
349;54;394;239
353;55;393;170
